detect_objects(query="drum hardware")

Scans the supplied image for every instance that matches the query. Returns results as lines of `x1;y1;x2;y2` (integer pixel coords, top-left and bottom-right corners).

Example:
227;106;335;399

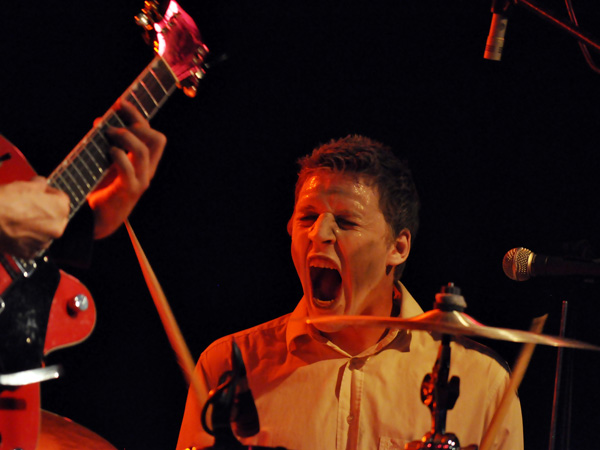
405;283;478;450
306;295;600;350
308;282;600;449
195;341;286;450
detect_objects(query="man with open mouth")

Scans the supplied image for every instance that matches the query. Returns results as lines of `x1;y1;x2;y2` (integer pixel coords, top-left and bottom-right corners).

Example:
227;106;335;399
178;136;523;450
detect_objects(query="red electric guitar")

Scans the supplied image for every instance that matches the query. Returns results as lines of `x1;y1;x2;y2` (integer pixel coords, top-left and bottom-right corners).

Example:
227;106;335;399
0;2;208;448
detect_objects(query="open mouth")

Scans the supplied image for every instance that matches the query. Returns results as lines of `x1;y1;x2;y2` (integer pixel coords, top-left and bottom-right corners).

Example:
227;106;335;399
310;266;342;306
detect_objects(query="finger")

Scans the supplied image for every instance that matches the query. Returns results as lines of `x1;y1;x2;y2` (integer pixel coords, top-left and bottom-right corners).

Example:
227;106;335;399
113;99;149;127
123;125;166;178
30;176;48;184
108;145;137;189
106;127;150;183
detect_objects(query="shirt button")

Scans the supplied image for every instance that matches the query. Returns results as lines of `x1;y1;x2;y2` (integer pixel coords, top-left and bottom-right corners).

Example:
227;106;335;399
346;414;354;423
349;358;365;370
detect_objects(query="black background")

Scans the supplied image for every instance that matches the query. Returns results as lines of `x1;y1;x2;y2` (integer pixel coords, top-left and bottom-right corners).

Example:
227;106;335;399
2;1;600;449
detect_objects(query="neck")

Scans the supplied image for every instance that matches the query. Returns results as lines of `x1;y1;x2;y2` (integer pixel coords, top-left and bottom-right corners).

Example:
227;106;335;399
323;291;397;356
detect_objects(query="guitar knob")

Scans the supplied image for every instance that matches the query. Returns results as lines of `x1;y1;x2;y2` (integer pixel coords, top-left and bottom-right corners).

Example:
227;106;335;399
67;294;89;316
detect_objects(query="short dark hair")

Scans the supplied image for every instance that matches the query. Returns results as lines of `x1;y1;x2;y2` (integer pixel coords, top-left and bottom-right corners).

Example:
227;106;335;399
294;135;420;279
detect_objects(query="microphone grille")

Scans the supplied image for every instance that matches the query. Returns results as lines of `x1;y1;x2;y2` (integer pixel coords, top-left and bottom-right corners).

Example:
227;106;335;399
503;247;533;281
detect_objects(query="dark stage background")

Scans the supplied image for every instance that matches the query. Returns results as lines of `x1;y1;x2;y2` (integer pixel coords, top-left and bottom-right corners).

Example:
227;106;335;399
2;1;600;449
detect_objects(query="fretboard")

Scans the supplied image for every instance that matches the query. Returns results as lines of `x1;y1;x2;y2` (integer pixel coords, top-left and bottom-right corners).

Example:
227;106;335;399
48;56;178;218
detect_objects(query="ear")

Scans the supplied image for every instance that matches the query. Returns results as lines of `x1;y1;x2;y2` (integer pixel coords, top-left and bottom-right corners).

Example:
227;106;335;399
386;228;411;267
287;215;294;236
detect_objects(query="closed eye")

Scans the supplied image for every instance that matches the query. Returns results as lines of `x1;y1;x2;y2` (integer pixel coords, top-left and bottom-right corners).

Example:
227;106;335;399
336;217;357;229
298;214;318;225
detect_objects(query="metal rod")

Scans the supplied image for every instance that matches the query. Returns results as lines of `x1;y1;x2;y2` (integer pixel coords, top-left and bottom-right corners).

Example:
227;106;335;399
548;300;568;450
515;0;600;53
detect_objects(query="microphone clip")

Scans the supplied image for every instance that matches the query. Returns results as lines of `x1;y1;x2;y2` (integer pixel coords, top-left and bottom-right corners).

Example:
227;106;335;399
200;341;254;448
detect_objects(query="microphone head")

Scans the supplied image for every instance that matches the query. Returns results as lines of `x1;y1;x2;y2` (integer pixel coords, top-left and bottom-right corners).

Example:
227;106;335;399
503;247;533;281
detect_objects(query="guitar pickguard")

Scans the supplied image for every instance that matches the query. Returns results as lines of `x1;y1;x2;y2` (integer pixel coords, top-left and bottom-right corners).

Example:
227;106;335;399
0;263;59;374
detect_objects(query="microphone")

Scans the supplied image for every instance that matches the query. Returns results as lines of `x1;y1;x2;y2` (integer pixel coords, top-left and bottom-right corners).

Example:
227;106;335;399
484;0;511;61
200;341;261;449
230;359;260;438
503;247;600;281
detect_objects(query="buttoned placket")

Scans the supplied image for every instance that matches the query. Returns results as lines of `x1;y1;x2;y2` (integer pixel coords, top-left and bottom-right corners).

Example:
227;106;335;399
339;356;367;450
329;331;401;450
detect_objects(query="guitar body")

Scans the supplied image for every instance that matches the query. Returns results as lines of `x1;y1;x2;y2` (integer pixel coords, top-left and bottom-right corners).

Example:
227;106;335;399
0;136;97;364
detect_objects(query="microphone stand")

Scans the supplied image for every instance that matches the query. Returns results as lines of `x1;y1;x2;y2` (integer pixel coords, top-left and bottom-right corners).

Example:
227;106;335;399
548;300;570;450
511;0;600;53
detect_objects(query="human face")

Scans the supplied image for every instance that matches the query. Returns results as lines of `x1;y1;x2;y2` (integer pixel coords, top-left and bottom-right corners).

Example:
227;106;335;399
290;170;409;333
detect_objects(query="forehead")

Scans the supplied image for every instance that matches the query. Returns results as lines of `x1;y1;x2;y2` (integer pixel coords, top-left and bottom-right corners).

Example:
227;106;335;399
295;170;380;210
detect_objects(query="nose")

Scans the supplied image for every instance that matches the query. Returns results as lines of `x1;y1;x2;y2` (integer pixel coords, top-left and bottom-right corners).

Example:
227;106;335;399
308;213;337;244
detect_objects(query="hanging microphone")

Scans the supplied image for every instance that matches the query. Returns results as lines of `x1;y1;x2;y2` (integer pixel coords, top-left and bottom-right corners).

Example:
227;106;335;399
484;0;511;61
502;247;600;281
231;362;260;438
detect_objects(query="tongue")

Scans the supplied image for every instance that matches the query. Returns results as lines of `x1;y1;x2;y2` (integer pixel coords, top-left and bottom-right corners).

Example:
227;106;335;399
312;268;341;301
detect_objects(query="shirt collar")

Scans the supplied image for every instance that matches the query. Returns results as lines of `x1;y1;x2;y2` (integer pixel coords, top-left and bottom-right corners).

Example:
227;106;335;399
286;282;425;354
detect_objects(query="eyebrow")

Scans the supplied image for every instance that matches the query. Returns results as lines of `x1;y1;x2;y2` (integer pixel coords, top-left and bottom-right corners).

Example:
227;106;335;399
295;204;363;219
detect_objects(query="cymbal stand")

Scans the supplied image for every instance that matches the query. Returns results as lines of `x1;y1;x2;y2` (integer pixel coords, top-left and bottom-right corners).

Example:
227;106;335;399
405;283;478;450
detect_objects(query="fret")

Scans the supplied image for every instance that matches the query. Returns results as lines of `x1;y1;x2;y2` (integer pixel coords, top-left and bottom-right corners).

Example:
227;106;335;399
104;111;126;128
127;89;150;118
140;80;159;107
90;129;112;155
51;172;80;210
88;135;110;166
82;145;105;176
149;67;169;95
62;168;86;200
69;159;92;190
153;58;178;94
141;68;169;106
76;152;98;184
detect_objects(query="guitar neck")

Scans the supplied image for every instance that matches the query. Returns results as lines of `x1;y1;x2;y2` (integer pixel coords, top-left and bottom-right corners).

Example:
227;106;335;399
48;56;178;218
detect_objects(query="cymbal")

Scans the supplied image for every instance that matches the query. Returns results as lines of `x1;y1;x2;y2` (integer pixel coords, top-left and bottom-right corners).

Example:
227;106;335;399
37;410;117;450
307;309;600;351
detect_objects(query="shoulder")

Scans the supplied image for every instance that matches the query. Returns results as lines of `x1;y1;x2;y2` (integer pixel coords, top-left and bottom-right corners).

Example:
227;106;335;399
199;313;291;382
452;335;511;374
204;313;291;352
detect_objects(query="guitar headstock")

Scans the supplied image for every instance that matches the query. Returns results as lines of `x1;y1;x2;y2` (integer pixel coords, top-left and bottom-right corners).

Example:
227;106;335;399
135;0;209;97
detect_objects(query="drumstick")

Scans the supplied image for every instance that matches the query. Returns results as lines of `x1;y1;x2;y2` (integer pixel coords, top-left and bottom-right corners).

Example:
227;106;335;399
479;314;548;450
124;220;207;411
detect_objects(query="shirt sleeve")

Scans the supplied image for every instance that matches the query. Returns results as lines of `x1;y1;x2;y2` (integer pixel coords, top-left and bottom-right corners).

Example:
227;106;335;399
48;203;94;268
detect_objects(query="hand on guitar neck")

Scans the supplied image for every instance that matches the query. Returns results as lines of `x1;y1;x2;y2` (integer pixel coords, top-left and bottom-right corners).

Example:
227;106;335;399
88;100;166;239
0;100;167;257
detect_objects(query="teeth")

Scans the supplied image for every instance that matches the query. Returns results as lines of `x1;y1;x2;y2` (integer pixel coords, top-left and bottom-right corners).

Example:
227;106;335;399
309;260;338;270
313;298;335;307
